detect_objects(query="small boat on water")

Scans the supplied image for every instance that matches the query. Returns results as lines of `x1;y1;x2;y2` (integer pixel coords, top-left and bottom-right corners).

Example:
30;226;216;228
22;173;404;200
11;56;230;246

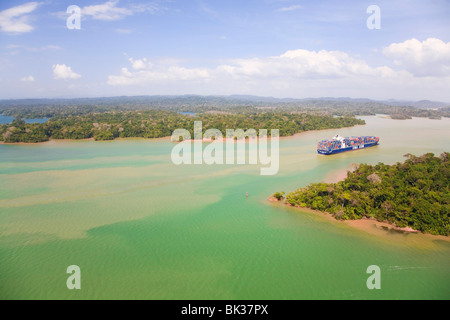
317;135;380;155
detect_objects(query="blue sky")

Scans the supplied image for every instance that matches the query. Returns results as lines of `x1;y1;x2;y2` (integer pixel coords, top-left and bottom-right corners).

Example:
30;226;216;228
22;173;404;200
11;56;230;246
0;0;449;101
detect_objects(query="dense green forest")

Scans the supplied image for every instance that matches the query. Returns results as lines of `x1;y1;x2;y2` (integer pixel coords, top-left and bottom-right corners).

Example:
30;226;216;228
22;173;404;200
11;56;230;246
0;96;449;119
282;153;450;236
1;95;448;143
0;110;365;143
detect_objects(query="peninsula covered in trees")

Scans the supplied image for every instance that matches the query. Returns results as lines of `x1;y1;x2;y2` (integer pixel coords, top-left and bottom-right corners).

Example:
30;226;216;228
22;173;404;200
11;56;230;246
1;95;448;143
279;153;450;236
0;108;364;143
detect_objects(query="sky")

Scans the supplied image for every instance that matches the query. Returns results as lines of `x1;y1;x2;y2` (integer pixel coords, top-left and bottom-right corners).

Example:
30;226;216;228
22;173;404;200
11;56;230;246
0;0;449;101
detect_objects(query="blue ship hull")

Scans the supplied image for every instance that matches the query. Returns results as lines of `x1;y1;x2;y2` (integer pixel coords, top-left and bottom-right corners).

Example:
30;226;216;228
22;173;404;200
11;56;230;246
318;142;379;155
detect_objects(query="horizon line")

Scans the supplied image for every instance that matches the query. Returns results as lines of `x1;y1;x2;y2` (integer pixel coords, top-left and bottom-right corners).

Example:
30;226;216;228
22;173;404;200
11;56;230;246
0;94;449;105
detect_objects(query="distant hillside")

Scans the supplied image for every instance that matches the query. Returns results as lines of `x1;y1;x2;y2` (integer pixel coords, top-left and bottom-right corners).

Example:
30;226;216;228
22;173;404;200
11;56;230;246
383;99;450;109
0;95;449;119
1;95;449;109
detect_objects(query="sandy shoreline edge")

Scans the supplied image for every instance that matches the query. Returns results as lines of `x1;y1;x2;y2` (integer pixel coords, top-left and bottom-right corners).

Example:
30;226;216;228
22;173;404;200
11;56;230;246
269;198;449;242
0;123;366;145
0;133;307;145
269;166;450;241
0;136;172;145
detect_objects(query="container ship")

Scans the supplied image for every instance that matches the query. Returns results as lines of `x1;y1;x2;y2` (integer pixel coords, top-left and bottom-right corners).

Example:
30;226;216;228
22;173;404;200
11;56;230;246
317;135;380;155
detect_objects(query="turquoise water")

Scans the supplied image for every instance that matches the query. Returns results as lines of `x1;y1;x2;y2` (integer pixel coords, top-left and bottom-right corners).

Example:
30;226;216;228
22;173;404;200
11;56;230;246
0;115;15;124
0;114;49;124
23;118;49;124
178;112;197;116
0;116;449;300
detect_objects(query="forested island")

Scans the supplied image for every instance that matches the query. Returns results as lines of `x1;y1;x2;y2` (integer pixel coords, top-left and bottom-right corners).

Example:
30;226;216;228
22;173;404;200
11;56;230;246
1;95;448;143
276;153;450;236
0;109;364;143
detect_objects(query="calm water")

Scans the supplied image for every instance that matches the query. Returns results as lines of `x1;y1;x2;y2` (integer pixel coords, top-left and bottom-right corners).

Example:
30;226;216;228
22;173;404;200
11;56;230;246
0;114;49;124
178;112;197;116
0;116;449;300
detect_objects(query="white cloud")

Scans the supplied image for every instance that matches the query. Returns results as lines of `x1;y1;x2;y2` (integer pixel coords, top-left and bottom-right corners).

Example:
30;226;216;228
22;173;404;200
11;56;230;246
107;58;210;86
217;49;391;79
6;44;63;52
20;75;35;82
70;0;165;21
82;0;132;21
129;58;150;70
0;2;41;34
383;38;450;77
107;50;393;89
276;5;302;12
113;41;450;90
53;64;82;80
130;3;163;15
103;40;450;101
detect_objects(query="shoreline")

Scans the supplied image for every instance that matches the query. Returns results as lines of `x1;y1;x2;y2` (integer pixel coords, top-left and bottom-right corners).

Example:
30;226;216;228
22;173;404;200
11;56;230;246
0;131;328;146
0;124;365;146
269;198;450;241
0;136;172;145
322;164;358;184
270;165;449;241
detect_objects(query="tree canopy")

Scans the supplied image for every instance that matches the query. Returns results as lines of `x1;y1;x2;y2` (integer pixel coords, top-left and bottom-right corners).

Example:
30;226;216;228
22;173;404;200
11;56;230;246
284;153;450;236
0;109;365;143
